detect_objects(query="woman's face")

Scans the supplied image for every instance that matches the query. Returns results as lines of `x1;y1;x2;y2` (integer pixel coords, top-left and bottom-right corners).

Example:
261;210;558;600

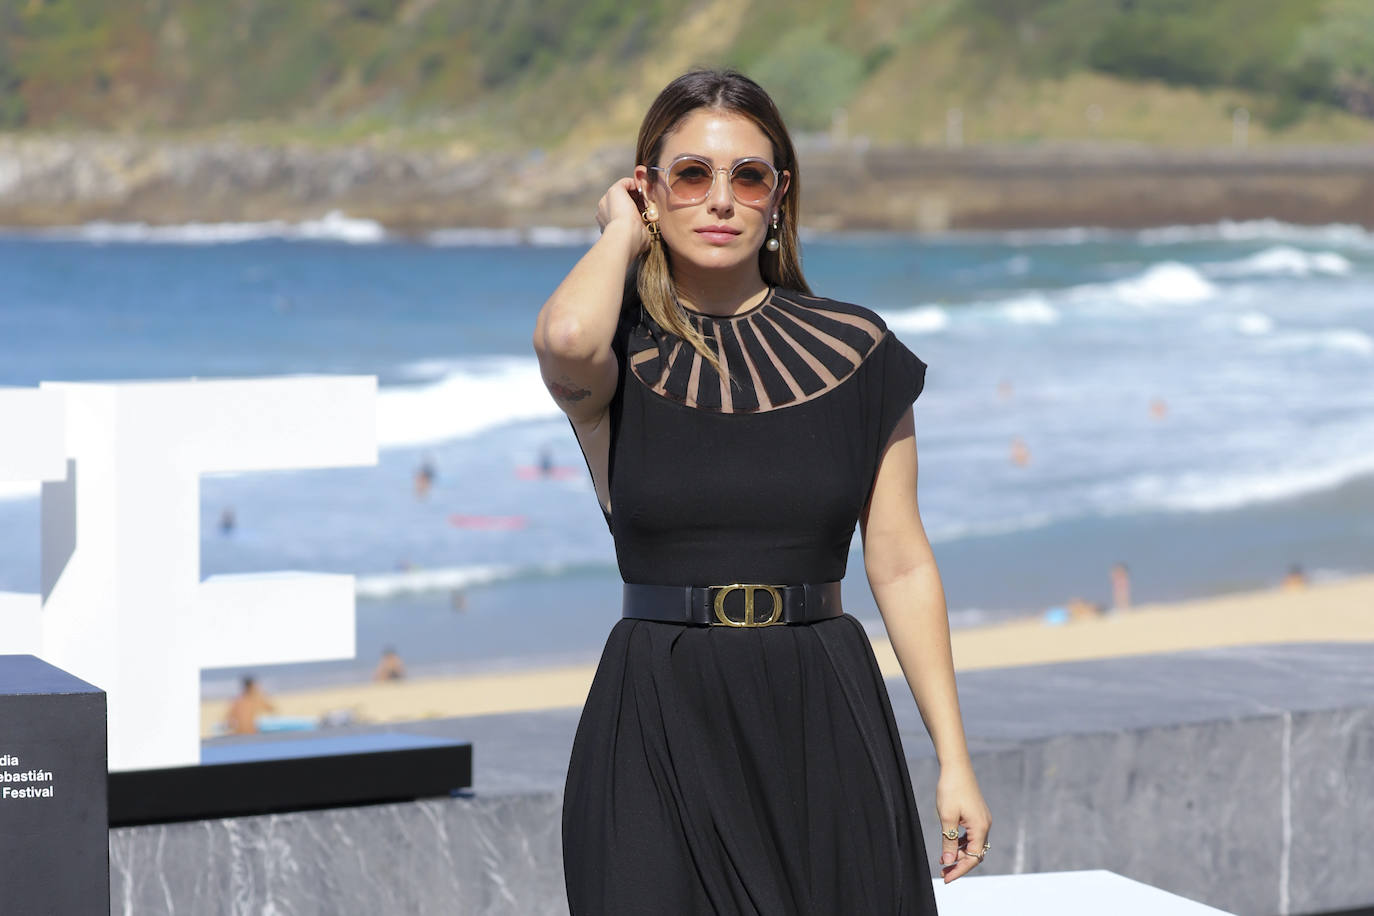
636;109;790;277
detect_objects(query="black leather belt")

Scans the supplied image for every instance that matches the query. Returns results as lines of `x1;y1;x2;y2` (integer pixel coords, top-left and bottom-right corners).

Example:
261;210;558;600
622;581;843;628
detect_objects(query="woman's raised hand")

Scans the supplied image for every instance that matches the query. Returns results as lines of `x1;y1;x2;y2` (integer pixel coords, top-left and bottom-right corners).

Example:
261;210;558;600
596;177;652;254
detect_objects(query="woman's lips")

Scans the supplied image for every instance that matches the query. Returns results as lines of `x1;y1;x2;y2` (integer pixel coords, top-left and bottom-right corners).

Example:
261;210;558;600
695;227;741;245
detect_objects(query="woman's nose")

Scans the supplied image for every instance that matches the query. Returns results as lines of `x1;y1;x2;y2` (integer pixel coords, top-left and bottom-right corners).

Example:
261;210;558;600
706;168;734;216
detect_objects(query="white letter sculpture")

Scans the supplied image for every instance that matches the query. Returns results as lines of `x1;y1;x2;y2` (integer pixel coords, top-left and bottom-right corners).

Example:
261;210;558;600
0;387;68;655
0;377;377;771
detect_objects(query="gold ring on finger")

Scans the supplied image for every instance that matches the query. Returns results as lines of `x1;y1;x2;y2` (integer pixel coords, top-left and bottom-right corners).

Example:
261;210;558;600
942;827;959;840
982;842;991;853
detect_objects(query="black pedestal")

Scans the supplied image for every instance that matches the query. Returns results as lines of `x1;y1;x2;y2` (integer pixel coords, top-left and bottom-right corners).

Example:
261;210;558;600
109;732;473;826
0;654;109;915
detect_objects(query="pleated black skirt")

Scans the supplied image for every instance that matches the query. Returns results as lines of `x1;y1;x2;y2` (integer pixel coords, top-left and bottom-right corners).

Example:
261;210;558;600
562;613;938;915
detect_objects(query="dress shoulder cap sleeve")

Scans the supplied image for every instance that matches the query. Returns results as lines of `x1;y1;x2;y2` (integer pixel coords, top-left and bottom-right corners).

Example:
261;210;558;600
873;330;927;451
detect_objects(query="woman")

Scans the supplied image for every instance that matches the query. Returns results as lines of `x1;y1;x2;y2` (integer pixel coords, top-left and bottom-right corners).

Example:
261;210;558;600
534;69;990;914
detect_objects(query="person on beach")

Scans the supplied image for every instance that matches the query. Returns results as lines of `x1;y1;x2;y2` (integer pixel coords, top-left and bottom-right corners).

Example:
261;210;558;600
534;69;990;913
1010;434;1031;467
373;646;406;681
1067;596;1103;621
225;675;275;735
1111;561;1132;609
413;456;437;499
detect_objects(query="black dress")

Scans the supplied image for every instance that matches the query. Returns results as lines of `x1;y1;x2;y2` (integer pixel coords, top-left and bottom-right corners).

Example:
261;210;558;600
563;288;938;915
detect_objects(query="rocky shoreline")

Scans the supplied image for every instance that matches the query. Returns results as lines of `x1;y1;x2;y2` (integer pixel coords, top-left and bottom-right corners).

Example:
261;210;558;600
2;134;1372;233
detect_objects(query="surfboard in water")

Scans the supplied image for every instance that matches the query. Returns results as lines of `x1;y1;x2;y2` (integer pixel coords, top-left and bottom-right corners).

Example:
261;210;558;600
515;466;581;480
448;514;528;530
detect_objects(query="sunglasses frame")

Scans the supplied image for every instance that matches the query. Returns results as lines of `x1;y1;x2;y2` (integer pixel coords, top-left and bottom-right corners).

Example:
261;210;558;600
647;154;783;206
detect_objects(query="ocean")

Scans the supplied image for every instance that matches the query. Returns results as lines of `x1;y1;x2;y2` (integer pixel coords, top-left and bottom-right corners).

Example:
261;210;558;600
2;215;1371;693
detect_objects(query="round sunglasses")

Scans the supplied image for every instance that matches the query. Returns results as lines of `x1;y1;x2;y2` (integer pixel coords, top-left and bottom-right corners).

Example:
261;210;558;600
647;155;782;206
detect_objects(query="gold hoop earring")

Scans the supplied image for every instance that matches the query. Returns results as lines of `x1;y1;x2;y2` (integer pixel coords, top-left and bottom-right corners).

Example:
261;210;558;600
765;211;780;252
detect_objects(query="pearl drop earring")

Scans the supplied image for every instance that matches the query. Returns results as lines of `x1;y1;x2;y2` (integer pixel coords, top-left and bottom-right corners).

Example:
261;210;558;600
765;212;780;252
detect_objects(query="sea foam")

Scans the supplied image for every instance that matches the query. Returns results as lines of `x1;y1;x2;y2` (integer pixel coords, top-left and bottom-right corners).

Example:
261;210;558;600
354;563;522;599
1137;219;1374;249
1204;245;1352;278
36;210;387;245
880;305;950;334
526;226;600;247
995;220;1374;250
1070;262;1217;307
1234;312;1275;335
425;227;524;247
1109;448;1374;513
997;294;1060;324
376;356;559;449
424;225;600;248
352;560;608;599
1257;328;1374;357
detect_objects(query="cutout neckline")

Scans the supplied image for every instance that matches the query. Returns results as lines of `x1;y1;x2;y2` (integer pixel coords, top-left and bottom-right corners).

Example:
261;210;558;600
678;287;775;321
628;290;888;414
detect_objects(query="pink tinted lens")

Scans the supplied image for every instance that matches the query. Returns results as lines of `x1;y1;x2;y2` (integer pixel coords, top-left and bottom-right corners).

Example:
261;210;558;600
667;158;715;201
730;161;776;203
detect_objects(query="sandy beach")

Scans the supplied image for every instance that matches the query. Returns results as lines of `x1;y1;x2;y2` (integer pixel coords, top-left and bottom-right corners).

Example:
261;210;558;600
200;575;1374;738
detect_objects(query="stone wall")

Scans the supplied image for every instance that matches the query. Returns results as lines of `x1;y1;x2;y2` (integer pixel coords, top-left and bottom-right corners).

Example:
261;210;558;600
5;134;1373;232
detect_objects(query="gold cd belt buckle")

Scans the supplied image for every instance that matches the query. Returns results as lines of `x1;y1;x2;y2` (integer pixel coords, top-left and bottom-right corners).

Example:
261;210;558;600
710;584;785;627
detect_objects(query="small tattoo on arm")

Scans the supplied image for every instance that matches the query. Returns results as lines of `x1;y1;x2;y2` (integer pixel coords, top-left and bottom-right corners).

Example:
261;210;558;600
549;376;591;404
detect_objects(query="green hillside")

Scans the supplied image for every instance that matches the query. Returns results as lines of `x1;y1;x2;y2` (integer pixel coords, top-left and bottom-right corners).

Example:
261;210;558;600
2;0;1373;148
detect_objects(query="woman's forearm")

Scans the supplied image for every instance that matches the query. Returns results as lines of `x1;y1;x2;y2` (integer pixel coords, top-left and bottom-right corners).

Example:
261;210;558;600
869;561;973;770
535;221;640;360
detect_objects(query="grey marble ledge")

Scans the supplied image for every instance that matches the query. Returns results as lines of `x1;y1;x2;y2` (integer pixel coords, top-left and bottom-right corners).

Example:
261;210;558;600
941;642;1374;750
109;642;1374;916
111;792;567;916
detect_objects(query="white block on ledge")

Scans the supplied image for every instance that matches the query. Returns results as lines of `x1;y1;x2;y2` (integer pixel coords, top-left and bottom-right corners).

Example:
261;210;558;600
933;870;1232;914
0;386;65;484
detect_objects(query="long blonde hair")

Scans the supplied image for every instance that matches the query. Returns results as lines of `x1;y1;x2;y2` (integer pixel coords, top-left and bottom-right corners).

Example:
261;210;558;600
634;70;811;373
